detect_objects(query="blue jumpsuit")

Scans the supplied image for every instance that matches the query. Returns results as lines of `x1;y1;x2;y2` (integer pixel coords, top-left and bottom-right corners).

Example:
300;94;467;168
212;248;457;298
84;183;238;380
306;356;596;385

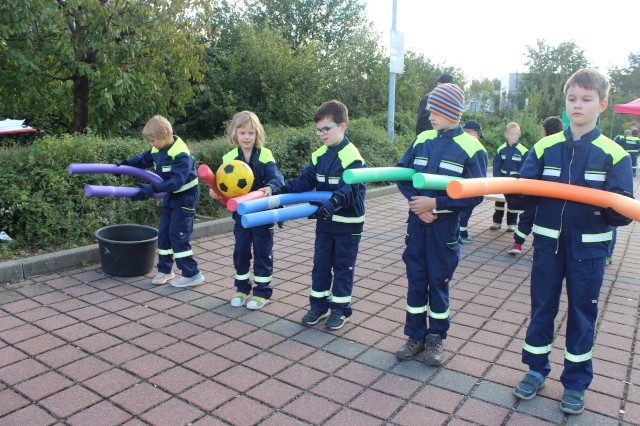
493;142;529;226
459;147;488;239
619;135;640;176
517;128;632;391
223;147;284;299
396;126;487;340
284;137;366;318
126;137;201;278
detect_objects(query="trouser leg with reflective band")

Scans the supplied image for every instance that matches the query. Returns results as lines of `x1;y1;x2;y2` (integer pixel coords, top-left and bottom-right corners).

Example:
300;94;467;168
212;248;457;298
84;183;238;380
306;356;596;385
251;224;275;299
505;207;519;226
459;208;473;237
561;255;604;390
493;201;505;223
158;191;200;277
403;220;459;340
514;208;535;245
233;218;253;295
310;232;360;317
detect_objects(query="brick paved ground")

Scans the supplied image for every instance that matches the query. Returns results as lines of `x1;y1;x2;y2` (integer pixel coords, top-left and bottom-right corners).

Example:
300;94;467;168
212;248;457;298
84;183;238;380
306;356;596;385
1;187;639;425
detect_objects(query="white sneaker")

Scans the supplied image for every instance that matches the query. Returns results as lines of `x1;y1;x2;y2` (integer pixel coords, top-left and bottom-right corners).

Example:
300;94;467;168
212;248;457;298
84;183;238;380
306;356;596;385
230;292;249;307
171;272;205;288
151;271;175;285
246;297;268;310
506;225;516;232
490;223;501;230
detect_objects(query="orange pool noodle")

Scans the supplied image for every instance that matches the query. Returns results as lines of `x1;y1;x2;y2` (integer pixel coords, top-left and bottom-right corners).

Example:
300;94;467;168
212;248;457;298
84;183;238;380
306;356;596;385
198;164;229;205
446;177;640;222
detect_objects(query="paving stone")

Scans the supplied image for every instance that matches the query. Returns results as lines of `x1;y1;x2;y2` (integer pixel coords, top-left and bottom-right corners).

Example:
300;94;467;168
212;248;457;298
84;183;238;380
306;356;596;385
472;381;518;408
430;369;479;395
291;327;338;348
516;395;566;424
189;296;226;311
355;347;398;371
323;338;368;359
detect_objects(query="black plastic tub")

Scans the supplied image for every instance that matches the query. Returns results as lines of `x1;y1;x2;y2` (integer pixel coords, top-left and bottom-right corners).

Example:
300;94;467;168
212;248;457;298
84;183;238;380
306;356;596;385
94;224;158;277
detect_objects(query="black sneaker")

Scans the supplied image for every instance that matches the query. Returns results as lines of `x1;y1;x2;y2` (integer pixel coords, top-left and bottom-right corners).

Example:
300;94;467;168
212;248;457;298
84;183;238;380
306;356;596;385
395;337;426;360
424;334;444;366
325;310;348;330
301;310;329;325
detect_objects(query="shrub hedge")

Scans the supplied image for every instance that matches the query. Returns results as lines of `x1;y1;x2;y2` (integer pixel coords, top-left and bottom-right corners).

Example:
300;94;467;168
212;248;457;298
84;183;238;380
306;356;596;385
0;118;403;261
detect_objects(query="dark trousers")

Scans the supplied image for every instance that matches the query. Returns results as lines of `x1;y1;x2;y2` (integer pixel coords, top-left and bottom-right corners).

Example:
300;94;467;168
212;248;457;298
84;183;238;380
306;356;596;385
233;217;275;299
157;190;200;277
493;201;518;225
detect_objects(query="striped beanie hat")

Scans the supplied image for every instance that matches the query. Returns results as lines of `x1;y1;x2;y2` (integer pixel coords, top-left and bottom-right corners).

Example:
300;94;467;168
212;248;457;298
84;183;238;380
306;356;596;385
427;83;465;123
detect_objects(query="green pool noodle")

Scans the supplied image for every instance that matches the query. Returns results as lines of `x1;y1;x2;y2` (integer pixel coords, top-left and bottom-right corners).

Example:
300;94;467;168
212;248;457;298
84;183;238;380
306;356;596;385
412;173;463;190
343;167;416;184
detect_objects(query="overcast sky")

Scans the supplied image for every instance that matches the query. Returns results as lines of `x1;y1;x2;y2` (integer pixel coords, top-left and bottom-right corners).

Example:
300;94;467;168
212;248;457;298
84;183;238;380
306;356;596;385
364;0;636;81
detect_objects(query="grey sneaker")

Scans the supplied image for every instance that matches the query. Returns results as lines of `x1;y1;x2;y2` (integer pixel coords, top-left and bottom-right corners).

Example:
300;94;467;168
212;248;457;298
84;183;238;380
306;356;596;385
325;310;348;330
490;223;501;230
301;310;329;325
395;337;426;360
513;372;546;400
151;271;175;285
560;389;585;414
506;224;516;232
424;334;444;366
171;272;205;288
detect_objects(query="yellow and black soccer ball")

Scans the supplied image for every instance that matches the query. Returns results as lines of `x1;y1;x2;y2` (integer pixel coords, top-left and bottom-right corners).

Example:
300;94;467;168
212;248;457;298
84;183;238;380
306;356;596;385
215;160;254;198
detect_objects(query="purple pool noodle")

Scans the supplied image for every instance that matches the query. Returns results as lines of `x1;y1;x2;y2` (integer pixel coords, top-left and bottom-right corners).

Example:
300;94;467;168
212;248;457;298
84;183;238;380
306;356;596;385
237;191;332;215
241;204;318;228
68;163;163;183
85;185;167;198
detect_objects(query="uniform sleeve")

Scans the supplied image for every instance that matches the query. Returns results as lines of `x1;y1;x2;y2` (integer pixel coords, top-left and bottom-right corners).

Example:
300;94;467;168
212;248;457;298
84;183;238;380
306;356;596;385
602;153;634;225
285;159;317;193
263;161;285;190
508;144;543;211
125;150;154;169
492;148;503;177
395;139;420;200
415;95;432;135
332;159;367;208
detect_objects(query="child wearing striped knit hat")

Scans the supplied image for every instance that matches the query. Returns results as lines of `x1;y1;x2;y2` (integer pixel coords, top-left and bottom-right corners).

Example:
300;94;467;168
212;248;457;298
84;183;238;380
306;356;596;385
395;83;488;366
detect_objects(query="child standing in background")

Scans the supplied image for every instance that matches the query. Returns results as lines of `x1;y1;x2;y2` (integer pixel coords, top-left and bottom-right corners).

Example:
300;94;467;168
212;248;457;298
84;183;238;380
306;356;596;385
117;115;204;287
458;120;488;243
490;122;528;232
210;111;284;309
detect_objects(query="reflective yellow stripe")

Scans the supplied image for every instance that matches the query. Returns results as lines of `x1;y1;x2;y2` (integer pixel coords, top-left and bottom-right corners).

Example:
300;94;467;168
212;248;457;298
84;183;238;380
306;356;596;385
331;295;352;304
532;224;560;239
581;232;613;243
514;229;528;240
406;304;427;314
235;272;250;280
333;214;365;224
158;249;173;255
174;178;199;193
428;306;449;319
310;289;331;298
174;250;193;258
564;348;592;363
433;210;453;214
254;275;272;283
523;341;552;355
460;226;468;231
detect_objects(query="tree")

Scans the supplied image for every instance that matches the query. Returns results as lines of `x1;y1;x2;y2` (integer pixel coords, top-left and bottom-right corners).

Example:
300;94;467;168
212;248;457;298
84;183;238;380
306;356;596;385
0;0;213;134
466;78;498;114
521;39;589;120
609;52;640;104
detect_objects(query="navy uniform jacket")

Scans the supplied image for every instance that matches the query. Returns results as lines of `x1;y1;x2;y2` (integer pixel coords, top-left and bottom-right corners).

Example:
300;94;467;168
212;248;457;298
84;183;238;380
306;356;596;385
222;146;284;194
126;137;199;204
493;141;529;176
518;128;633;260
285;137;367;234
397;126;487;223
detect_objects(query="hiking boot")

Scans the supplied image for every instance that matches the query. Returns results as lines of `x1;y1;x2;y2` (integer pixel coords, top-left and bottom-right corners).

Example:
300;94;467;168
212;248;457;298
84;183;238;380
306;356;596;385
171;272;204;288
151;271;175;285
490;223;501;230
246;296;268;310
230;292;249;307
506;224;516;232
301;309;330;325
395;337;425;360
508;244;522;255
325;310;348;330
513;372;546;400
560;389;585;414
424;334;444;366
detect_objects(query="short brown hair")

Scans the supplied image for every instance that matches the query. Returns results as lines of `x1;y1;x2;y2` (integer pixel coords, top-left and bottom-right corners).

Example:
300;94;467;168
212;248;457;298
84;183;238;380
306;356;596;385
564;68;610;101
313;100;348;125
142;115;173;140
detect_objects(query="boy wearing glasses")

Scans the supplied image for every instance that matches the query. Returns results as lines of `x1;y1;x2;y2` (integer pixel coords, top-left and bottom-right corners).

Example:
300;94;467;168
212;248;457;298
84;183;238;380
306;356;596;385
274;100;367;330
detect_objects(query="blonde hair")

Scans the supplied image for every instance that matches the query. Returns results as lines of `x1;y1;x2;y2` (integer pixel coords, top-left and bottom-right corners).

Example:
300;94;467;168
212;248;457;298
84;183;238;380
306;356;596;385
142;115;173;140
564;68;610;101
506;122;521;135
227;111;265;148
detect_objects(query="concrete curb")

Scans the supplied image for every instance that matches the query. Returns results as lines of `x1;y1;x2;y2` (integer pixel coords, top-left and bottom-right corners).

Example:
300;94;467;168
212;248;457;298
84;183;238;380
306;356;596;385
0;185;398;284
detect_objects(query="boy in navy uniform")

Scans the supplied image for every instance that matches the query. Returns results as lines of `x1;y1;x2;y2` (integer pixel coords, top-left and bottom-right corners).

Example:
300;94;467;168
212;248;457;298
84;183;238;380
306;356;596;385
395;84;487;365
512;69;633;414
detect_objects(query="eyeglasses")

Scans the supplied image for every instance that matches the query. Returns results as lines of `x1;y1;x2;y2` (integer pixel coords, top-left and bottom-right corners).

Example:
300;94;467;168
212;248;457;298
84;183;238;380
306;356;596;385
314;122;342;136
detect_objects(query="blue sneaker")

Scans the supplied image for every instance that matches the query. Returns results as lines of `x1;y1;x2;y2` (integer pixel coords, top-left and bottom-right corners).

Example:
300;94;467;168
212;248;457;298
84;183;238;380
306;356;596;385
325;310;348;330
561;389;585;414
513;372;545;400
459;235;474;243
